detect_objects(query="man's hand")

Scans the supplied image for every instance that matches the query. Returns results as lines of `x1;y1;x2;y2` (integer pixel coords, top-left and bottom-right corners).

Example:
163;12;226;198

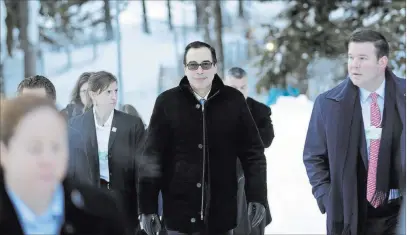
248;202;266;228
140;214;161;235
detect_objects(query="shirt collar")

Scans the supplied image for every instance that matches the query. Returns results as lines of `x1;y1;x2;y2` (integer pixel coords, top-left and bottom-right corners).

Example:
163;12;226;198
93;107;114;128
193;89;210;101
6;184;64;223
359;79;385;103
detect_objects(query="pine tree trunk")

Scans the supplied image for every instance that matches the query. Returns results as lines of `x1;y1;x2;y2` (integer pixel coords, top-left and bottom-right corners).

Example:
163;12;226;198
19;0;38;78
141;0;150;34
195;0;201;31
214;0;224;78
167;0;173;31
103;0;113;40
202;1;211;44
238;0;244;18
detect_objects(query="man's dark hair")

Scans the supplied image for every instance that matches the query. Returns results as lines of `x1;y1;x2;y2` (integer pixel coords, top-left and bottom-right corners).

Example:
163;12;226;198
17;75;56;101
228;67;247;79
347;28;390;59
183;41;217;65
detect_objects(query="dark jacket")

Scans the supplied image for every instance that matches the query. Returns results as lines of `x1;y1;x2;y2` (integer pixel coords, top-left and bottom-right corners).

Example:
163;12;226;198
0;178;129;235
235;97;273;235
138;75;268;234
303;70;405;235
61;103;84;120
246;97;274;148
68;109;145;227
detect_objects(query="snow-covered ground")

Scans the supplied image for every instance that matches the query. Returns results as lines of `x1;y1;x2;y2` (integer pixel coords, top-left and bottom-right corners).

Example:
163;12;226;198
265;95;326;234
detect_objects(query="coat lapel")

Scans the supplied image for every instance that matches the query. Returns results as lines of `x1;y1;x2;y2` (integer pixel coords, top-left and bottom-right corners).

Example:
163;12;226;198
326;78;359;165
392;72;406;181
108;110;118;151
83;110;99;182
84;110;98;158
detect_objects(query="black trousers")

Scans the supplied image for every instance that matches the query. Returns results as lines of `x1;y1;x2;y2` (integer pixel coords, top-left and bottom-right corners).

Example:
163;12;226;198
364;198;401;235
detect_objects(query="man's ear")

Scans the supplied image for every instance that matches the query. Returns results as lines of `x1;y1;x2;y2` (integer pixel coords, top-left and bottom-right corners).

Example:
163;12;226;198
378;56;388;69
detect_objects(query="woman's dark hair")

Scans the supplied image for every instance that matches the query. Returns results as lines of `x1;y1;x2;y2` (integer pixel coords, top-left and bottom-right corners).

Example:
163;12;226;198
84;71;118;111
70;72;92;105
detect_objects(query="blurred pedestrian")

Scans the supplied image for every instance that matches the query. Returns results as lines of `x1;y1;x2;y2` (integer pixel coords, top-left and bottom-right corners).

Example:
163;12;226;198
0;95;129;234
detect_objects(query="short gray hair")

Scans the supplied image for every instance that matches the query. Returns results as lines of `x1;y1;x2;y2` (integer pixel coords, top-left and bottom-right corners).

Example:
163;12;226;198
227;67;247;79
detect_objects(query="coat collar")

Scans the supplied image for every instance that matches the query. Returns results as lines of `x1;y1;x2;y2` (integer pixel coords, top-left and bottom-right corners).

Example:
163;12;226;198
0;178;81;235
326;69;405;102
179;74;224;99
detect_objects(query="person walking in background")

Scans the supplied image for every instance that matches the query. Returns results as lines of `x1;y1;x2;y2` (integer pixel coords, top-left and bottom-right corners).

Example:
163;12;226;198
68;71;145;233
224;67;273;235
121;104;146;128
15;74;89;189
0;95;128;234
303;28;405;235
17;75;56;101
139;41;268;235
61;72;92;120
225;67;274;147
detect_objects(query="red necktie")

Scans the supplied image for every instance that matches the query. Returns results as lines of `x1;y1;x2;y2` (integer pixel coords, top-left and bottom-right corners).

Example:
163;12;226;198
366;92;385;208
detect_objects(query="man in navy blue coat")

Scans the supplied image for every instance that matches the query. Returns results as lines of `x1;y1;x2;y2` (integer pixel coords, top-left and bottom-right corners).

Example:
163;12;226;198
303;29;405;235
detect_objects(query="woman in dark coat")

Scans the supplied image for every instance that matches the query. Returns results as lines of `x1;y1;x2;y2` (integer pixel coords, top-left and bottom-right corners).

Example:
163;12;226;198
61;72;92;120
68;71;145;233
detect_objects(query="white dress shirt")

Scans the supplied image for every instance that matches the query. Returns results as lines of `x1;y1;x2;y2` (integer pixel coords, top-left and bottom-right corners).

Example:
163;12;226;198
93;108;114;182
359;80;400;200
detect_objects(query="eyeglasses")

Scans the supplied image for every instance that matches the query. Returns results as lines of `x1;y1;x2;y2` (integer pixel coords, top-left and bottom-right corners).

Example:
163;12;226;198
186;61;213;71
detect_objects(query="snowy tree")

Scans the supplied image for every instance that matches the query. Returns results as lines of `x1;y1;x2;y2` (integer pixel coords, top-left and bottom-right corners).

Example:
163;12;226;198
254;0;406;93
4;0;128;56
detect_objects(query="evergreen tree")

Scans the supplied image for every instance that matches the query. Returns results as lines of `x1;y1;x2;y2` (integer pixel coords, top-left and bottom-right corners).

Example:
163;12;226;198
254;0;406;93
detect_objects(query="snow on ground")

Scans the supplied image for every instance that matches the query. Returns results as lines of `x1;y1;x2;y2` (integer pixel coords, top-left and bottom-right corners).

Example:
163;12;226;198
265;95;326;234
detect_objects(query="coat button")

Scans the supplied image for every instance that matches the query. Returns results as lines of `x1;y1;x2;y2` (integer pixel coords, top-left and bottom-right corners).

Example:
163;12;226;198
198;144;203;149
71;189;84;208
196;183;201;188
63;223;75;234
191;217;196;223
196;104;200;109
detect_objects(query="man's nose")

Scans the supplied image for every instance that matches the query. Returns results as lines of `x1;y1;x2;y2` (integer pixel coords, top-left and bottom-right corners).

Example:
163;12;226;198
351;59;361;68
196;66;204;73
